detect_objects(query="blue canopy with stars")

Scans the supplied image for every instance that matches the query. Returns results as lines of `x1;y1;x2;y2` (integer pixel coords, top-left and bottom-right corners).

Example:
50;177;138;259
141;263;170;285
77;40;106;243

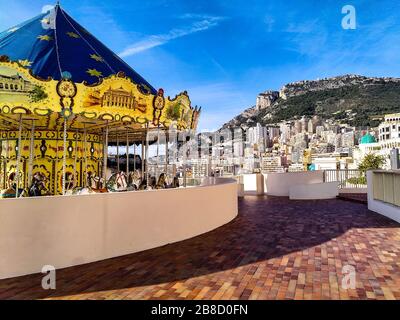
0;4;156;94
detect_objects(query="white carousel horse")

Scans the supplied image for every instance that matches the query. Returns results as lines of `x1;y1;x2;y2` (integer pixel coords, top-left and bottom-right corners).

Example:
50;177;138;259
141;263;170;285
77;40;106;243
66;173;107;195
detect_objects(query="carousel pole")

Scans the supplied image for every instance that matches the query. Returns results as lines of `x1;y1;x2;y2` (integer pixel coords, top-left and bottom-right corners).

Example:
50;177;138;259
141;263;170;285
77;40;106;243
15;114;23;198
27;119;35;186
156;125;160;178
133;142;136;172
183;135;187;188
0;130;2;188
4;135;9;189
103;121;109;183
126;128;129;177
61;118;67;195
83;124;88;187
145;123;149;188
141;136;145;180
116;130;120;172
165;132;169;174
0;130;2;189
73;129;78;188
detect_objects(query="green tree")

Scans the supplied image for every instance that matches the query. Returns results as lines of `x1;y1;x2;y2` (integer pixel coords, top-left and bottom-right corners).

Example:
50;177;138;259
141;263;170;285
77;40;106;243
347;153;385;186
358;153;386;174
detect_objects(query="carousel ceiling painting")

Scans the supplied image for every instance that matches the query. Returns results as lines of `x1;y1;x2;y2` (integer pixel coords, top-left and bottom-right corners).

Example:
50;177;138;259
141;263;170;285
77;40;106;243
0;4;201;197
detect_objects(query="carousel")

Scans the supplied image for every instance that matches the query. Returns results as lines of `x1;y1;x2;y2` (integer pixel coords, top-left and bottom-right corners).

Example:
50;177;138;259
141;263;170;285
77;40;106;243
0;4;200;198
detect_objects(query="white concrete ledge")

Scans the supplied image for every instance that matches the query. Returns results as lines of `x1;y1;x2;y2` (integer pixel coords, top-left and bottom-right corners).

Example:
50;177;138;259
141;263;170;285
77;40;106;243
242;174;264;195
289;182;339;200
0;178;238;279
367;171;400;223
264;171;324;196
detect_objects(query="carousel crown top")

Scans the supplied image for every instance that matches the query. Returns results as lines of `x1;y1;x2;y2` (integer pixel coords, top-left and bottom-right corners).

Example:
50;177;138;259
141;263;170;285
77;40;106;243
0;4;156;91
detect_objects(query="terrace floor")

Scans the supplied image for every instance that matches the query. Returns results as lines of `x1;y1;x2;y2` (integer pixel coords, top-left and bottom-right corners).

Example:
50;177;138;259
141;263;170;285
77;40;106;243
0;196;399;300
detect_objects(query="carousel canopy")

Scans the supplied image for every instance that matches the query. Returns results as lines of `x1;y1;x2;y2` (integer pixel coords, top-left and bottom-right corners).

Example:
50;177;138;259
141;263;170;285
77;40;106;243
0;4;156;94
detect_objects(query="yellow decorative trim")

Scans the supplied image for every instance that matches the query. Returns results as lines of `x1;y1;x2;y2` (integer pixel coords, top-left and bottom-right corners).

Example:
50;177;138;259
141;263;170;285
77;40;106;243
0;60;199;131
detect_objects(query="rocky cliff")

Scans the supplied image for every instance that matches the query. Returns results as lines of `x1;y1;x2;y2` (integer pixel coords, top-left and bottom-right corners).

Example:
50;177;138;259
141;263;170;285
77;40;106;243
222;74;400;129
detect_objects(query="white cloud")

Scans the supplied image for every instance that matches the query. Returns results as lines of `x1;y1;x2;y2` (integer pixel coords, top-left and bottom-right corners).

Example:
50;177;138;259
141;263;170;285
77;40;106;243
119;15;225;58
41;4;54;13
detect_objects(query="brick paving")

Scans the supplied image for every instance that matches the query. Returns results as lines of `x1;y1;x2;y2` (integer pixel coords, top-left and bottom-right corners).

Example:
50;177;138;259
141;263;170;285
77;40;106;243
338;193;368;204
0;196;399;300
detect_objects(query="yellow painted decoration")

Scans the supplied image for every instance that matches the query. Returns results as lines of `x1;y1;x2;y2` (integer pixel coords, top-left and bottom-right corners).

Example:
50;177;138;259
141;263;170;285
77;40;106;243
37;35;53;41
66;32;80;38
0;60;201;131
90;54;103;62
86;68;102;77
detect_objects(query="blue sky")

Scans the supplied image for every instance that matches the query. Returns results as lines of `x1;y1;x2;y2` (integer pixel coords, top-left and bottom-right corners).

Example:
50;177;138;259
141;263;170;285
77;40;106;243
1;0;400;131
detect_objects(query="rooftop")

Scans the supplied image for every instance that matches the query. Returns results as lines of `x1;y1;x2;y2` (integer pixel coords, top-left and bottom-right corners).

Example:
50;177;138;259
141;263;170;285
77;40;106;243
0;196;399;300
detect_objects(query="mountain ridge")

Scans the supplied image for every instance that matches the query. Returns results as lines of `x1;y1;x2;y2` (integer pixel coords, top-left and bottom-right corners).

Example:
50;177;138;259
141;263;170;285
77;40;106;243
221;74;400;129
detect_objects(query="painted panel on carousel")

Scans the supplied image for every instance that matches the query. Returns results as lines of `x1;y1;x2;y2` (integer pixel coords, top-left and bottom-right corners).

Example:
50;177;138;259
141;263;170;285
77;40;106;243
0;61;58;115
74;73;154;123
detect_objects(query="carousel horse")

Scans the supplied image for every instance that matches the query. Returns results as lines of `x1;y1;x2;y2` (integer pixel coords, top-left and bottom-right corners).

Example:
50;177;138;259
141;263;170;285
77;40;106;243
106;172;129;192
0;184;27;198
138;178;147;190
28;172;50;197
164;174;173;187
87;174;107;193
148;176;157;190
171;176;180;189
0;172;27;198
155;173;167;189
137;176;156;190
66;173;107;195
127;170;142;190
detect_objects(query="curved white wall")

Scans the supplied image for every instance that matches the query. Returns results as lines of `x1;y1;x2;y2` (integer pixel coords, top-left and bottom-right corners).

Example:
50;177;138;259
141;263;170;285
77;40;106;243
289;181;339;200
264;171;324;196
0;178;238;279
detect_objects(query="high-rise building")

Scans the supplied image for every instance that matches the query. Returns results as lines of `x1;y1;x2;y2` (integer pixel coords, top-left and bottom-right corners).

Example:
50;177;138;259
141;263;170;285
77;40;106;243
261;154;285;173
247;123;268;152
378;113;400;141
